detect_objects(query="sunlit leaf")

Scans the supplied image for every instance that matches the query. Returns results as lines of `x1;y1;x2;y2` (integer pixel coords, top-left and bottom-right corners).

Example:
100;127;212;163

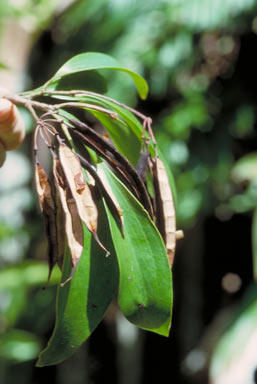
99;162;173;336
91;110;141;166
37;203;119;367
152;157;176;267
44;52;148;99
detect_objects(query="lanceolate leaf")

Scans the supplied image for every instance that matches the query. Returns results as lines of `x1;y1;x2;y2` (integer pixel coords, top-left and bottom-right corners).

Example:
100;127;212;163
44;52;148;99
58;144;109;254
53;158;83;269
152;157;176;267
99;163;173;336
41;92;176;200
37;203;119;367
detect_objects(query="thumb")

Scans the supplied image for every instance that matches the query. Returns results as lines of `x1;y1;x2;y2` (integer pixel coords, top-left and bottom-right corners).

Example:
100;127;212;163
0;95;25;167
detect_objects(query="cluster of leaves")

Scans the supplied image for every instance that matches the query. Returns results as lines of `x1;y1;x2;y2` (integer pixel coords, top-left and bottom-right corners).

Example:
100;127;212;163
7;52;181;366
2;1;257;381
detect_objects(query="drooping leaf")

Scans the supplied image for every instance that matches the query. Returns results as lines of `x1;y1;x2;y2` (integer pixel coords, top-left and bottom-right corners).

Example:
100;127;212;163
41;91;176;199
45;52;148;99
68;120;154;217
91;109;141;166
34;163;59;279
49;70;108;94
53;157;83;270
98;162;173;336
37;204;119;367
58;144;109;255
152;157;177;267
76;94;177;201
79;156;124;236
48;92;146;165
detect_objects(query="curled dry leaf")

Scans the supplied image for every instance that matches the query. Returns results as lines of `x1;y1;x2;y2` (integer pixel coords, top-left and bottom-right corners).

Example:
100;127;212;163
34;163;59;281
58;144;109;255
53;157;83;276
69;121;153;217
152;157;176;267
53;179;66;269
75;153;124;237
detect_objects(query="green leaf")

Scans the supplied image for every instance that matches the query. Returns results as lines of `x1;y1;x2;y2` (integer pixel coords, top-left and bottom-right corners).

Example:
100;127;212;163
45;52;148;99
37;204;119;367
99;163;173;336
75;94;177;199
55;93;143;165
42;90;177;198
252;208;257;281
50;71;108;94
91;110;141;166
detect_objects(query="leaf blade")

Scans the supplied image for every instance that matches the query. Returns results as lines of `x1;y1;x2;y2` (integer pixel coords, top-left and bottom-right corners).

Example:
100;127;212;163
98;163;173;336
45;52;148;99
37;203;119;367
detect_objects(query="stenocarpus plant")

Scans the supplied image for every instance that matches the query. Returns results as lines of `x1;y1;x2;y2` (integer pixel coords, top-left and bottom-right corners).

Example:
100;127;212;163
1;52;183;366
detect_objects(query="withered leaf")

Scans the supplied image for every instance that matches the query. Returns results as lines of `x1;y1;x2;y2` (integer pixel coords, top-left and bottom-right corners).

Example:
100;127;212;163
152;157;176;267
53;180;66;269
34;163;58;281
35;164;55;213
74;172;86;194
53;157;83;274
75;153;124;237
58;145;109;255
69;122;153;218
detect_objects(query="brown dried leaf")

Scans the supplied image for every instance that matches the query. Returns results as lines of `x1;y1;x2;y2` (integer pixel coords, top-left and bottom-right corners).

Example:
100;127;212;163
152;157;176;267
34;163;58;281
53;182;66;269
53;157;83;271
59;144;109;254
71;127;153;217
34;164;55;213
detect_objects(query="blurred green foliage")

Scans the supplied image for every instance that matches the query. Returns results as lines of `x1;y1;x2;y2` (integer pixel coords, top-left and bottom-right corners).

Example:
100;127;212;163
1;0;257;382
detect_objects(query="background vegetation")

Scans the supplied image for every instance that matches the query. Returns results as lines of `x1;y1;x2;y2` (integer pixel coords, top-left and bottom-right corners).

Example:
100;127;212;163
1;0;257;383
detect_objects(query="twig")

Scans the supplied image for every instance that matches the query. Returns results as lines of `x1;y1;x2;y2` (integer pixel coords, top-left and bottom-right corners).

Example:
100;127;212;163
51;101;118;119
40;89;149;121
